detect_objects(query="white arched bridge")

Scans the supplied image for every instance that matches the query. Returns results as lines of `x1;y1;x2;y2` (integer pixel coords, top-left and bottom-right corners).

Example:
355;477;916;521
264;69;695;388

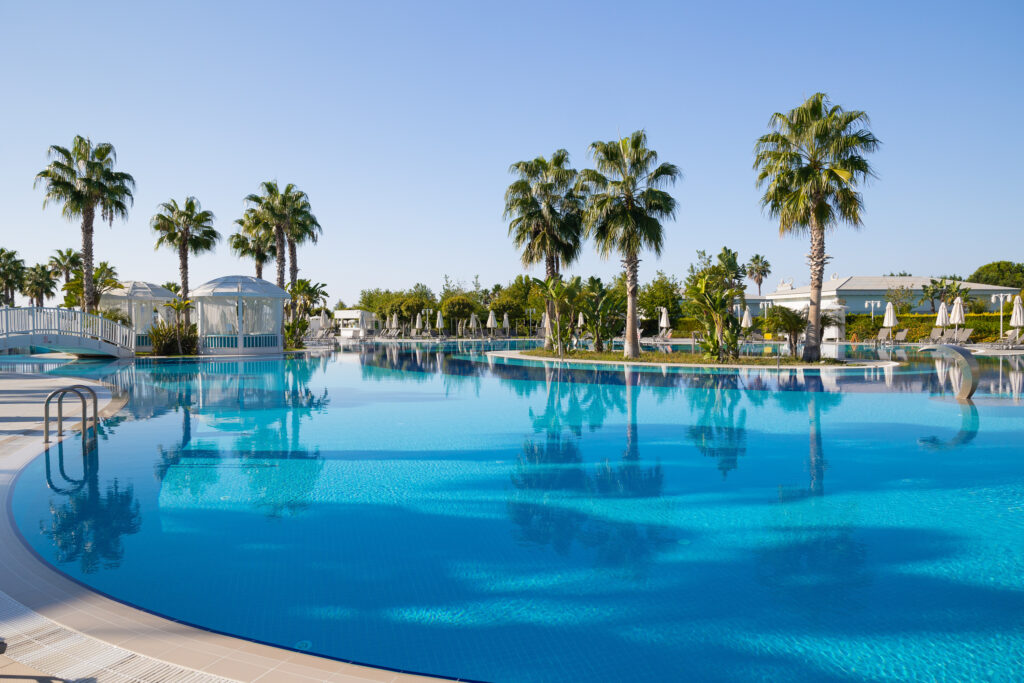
0;307;135;358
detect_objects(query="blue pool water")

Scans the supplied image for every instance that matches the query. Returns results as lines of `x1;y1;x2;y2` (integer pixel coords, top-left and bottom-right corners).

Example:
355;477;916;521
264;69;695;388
8;344;1024;681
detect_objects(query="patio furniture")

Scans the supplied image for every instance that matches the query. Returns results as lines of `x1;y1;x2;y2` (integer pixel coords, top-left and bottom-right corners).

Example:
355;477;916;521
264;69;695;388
892;329;908;343
875;327;891;345
926;328;945;343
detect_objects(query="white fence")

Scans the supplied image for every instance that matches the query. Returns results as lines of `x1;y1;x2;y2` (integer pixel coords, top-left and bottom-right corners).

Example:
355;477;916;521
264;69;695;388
0;307;135;353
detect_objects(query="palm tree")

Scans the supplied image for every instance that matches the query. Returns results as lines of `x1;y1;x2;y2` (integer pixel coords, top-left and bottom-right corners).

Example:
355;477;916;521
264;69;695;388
151;197;220;325
48;248;82;288
230;208;276;279
288;279;329;319
35;136;135;313
21;264;59;306
579;130;680;359
754;93;879;361
504;149;585;349
286;206;321;294
746;254;771;295
532;275;582;359
0;248;25;306
162;281;180;296
244;182;315;292
64;261;120;310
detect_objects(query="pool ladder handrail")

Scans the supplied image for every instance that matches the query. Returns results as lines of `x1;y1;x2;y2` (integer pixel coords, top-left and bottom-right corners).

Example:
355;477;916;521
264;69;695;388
43;384;99;443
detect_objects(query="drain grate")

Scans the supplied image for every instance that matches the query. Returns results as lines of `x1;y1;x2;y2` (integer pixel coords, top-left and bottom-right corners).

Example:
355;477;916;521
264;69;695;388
0;589;238;682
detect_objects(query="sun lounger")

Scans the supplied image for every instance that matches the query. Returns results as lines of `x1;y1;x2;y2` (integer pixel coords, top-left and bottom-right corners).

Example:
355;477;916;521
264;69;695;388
956;328;973;344
926;328;944;343
875;328;891;345
892;329;908;343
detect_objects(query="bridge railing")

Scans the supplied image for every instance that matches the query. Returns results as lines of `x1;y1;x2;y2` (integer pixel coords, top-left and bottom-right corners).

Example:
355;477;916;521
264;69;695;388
0;307;135;352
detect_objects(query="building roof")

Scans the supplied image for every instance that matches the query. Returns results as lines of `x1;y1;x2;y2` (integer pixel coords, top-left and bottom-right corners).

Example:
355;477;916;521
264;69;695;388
190;275;290;299
103;280;176;300
769;275;1017;298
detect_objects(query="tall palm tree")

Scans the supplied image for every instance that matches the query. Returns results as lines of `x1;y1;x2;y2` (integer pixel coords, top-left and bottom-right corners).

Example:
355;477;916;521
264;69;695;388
48;248;82;288
21;264;59;307
746;254;771;295
230;208;276;279
244;182;315;292
35;136;135;313
151;196;220;325
286;205;321;294
504;149;585;349
754;93;879;361
579;130;680;359
0;248;26;306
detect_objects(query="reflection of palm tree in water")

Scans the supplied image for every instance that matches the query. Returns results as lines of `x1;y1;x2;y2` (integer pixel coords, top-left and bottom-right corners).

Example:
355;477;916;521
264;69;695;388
42;441;141;574
775;374;842;500
509;366;668;568
686;373;747;478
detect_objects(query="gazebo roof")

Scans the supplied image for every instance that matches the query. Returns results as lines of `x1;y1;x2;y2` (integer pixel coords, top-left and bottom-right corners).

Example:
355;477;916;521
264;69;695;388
104;280;176;300
190;275;290;300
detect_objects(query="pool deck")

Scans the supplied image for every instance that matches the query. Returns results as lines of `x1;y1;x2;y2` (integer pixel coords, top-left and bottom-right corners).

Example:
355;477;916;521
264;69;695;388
0;371;440;683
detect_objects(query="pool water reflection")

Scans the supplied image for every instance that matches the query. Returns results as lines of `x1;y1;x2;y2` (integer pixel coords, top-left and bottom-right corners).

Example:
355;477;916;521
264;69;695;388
9;343;1024;682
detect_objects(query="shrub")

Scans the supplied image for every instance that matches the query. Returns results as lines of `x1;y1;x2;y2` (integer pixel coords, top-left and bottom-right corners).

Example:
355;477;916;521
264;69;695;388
846;312;1009;343
149;321;198;355
285;317;309;349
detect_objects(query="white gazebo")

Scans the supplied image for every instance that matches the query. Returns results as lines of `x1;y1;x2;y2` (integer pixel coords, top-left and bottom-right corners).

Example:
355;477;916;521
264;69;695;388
334;309;378;339
99;280;176;350
191;276;289;355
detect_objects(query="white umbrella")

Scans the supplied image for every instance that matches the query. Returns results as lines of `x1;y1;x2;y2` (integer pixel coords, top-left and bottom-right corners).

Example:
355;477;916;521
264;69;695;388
1010;367;1022;401
948;361;964;395
883;363;894;388
502;312;510;331
578;311;585;328
882;302;897;329
470;313;479;329
740;306;752;329
414;313;423;330
319;310;330;328
1010;295;1024;329
390;313;399;329
934;358;948;390
659;307;670;329
935;301;949;328
436;310;444;330
486;311;497;329
949;297;965;331
539;312;547;330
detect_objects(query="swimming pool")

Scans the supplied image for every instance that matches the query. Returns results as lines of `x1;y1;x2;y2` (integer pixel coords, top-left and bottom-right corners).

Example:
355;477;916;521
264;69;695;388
8;344;1024;681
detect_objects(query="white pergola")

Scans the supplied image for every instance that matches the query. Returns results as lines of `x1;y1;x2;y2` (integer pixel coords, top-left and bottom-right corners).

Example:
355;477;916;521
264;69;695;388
191;276;289;355
99;281;176;349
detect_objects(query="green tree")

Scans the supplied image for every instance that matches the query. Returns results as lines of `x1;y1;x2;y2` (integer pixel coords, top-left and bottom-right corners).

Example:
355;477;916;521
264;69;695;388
35;135;135;313
285;203;322;295
754;93;879;361
151;196;220;326
580;130;680;358
163;298;194;355
0;248;25;306
504;149;585;349
440;295;477;325
48;248;82;289
968;261;1024;289
488;290;524;325
637;271;683;330
746;254;771;295
763;306;808;358
230;208;276;279
686;273;743;361
533;275;582;358
21;263;58;306
288;279;328;318
578;278;625;352
64;261;120;310
885;286;915;315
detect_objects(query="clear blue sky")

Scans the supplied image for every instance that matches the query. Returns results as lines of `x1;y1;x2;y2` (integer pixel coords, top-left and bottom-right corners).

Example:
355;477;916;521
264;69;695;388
1;0;1021;305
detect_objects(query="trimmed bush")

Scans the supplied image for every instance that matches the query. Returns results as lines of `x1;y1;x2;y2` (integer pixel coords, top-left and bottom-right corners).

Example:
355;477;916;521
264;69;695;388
846;312;1008;343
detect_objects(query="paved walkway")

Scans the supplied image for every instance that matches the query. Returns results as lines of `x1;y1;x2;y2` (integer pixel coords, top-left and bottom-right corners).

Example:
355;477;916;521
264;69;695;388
0;370;437;683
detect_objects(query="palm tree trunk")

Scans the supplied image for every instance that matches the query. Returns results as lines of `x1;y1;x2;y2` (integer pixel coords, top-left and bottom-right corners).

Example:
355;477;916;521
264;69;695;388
624;366;639;461
543;253;556;351
804;218;825;362
623;254;641;359
81;207;96;313
808;393;824;496
288;237;299;320
275;225;286;290
179;238;190;327
255;260;263;280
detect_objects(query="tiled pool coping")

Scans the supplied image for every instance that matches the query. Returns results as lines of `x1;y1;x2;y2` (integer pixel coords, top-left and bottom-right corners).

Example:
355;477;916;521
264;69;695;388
0;372;443;682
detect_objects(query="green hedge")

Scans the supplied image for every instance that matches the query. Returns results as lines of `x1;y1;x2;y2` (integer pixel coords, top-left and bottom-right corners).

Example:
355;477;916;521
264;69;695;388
845;313;1009;343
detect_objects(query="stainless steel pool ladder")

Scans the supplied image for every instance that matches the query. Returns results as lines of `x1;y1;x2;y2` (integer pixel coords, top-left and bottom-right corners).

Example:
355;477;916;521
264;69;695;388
42;384;99;443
